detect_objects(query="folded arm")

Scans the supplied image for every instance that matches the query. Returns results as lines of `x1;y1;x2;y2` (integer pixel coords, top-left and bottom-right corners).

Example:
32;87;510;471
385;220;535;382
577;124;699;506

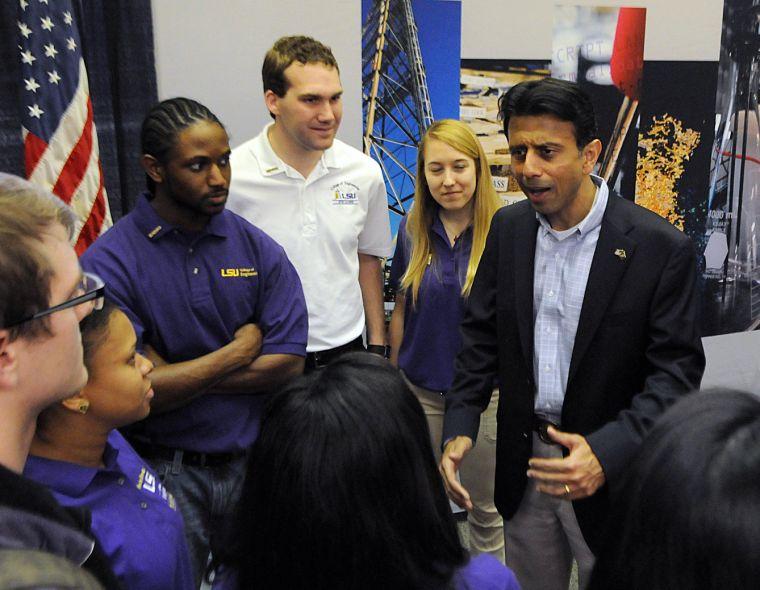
144;323;262;413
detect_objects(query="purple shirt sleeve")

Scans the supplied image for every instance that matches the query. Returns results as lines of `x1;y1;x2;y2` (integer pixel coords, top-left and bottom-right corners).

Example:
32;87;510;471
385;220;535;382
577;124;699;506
455;555;521;590
256;240;308;357
389;217;409;293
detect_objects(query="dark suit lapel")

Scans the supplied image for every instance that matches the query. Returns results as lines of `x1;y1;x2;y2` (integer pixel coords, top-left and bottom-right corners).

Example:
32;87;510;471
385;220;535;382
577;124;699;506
514;208;539;374
568;196;636;384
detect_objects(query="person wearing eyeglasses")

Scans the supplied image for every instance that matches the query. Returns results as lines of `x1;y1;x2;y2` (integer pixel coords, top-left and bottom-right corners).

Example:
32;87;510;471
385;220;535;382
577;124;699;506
80;97;309;586
0;173;120;589
25;302;194;590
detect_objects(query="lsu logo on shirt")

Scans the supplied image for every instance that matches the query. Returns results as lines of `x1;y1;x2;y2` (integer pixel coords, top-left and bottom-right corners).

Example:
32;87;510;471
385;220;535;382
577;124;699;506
137;467;178;510
220;267;258;278
331;181;360;205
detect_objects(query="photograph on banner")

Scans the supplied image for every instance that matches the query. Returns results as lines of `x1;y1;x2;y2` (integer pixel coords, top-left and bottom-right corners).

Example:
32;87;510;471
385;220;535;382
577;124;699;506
553;5;646;202
361;0;461;240
460;59;550;205
700;0;760;336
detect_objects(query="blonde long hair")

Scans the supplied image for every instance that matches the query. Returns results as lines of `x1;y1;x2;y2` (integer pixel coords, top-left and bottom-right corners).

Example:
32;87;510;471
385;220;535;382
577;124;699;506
400;119;501;304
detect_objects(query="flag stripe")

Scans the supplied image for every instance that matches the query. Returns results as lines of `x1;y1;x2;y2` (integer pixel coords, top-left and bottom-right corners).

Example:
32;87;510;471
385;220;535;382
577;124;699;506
75;164;107;256
18;2;112;254
69;122;106;224
23;132;48;178
52;97;95;204
27;61;90;185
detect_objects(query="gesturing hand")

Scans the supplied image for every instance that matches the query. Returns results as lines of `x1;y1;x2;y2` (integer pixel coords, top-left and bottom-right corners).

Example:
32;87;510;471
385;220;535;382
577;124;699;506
439;436;474;510
527;426;605;501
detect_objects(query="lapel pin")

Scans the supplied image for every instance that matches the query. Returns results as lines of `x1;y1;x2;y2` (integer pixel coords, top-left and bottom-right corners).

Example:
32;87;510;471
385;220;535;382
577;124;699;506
614;248;626;261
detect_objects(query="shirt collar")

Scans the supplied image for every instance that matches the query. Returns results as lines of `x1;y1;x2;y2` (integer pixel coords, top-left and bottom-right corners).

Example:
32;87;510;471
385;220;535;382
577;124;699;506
252;123;340;178
536;174;608;240
24;437;124;497
431;211;473;245
132;192;230;241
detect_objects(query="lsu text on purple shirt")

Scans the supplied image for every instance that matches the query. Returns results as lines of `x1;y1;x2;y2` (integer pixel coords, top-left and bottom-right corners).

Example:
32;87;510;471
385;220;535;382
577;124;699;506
80;194;308;453
24;430;194;590
390;214;477;393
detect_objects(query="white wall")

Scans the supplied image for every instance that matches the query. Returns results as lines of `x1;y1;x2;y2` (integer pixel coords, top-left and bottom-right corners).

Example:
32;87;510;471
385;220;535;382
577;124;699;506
151;0;362;149
462;0;724;61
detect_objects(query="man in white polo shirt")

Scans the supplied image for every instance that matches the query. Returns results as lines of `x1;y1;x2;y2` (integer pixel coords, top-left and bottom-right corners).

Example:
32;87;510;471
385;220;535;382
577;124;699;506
228;35;392;370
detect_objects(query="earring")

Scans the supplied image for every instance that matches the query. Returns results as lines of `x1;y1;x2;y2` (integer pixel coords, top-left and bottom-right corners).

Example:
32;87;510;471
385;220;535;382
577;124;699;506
77;400;90;415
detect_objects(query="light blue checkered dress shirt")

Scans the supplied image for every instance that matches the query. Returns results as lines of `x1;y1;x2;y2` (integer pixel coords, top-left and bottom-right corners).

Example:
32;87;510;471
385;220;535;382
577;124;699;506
533;176;609;421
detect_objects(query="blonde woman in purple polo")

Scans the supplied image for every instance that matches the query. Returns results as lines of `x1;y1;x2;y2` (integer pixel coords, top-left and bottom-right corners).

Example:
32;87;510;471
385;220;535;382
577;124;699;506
389;119;504;561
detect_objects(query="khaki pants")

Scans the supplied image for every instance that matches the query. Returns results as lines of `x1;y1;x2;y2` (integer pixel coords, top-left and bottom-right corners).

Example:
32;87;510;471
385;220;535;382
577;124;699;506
407;378;505;563
503;433;595;590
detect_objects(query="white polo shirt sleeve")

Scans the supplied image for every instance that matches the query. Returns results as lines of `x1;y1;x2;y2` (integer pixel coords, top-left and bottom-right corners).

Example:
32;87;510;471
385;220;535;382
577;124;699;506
358;159;393;258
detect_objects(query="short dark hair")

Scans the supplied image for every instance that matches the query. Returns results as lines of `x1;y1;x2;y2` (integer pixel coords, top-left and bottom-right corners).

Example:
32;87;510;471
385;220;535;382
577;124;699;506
78;300;119;369
499;77;598;148
262;36;339;120
140;97;223;193
213;353;467;589
589;390;760;590
0;174;76;341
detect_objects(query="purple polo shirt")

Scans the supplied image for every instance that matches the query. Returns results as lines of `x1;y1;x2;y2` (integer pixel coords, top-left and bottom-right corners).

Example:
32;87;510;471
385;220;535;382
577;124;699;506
455;555;520;589
80;193;308;453
390;214;474;393
24;431;194;590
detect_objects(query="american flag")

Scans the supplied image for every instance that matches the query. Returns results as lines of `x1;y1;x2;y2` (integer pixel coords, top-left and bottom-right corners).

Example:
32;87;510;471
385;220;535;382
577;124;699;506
17;0;111;255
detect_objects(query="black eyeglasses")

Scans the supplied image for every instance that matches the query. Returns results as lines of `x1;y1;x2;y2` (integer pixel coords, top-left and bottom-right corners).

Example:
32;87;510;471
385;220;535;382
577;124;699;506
5;272;105;328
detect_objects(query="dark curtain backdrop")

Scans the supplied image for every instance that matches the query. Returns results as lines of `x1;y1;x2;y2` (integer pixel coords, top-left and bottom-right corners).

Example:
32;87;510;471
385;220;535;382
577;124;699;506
0;0;157;220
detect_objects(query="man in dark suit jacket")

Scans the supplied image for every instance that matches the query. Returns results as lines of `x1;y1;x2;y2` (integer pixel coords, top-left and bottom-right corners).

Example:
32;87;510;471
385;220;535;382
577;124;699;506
440;79;705;590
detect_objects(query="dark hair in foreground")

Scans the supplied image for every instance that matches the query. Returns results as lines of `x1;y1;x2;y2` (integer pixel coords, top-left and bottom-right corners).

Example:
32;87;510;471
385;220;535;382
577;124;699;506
140;97;223;193
499;77;598;148
213;353;467;589
589;390;760;590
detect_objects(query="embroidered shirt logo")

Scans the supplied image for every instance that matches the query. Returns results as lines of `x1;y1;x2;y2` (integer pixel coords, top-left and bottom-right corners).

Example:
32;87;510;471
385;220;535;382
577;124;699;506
136;467;178;510
220;267;258;278
331;181;360;205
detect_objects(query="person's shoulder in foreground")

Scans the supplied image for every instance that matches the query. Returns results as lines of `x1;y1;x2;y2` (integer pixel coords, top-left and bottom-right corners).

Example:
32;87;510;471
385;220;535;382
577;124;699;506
455;554;521;590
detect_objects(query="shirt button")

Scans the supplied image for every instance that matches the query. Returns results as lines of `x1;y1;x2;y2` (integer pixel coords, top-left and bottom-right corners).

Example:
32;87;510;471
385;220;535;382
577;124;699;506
545;327;551;333
548;290;555;297
193;267;199;275
117;477;125;486
140;502;148;510
544;365;552;372
188;247;194;254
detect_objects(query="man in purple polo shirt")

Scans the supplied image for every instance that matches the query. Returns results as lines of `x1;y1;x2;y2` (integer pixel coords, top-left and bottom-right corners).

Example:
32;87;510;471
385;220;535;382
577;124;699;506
81;98;308;586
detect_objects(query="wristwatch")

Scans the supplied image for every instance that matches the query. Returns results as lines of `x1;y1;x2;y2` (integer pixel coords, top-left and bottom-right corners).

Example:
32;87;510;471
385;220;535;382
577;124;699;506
366;344;390;359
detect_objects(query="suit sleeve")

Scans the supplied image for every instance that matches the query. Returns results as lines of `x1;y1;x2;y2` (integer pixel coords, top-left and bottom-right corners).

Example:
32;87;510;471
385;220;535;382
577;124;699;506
586;236;705;484
442;216;500;446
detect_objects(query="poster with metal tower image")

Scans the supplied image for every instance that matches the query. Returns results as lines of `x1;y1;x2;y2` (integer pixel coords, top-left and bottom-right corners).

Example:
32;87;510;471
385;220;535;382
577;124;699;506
361;0;462;239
